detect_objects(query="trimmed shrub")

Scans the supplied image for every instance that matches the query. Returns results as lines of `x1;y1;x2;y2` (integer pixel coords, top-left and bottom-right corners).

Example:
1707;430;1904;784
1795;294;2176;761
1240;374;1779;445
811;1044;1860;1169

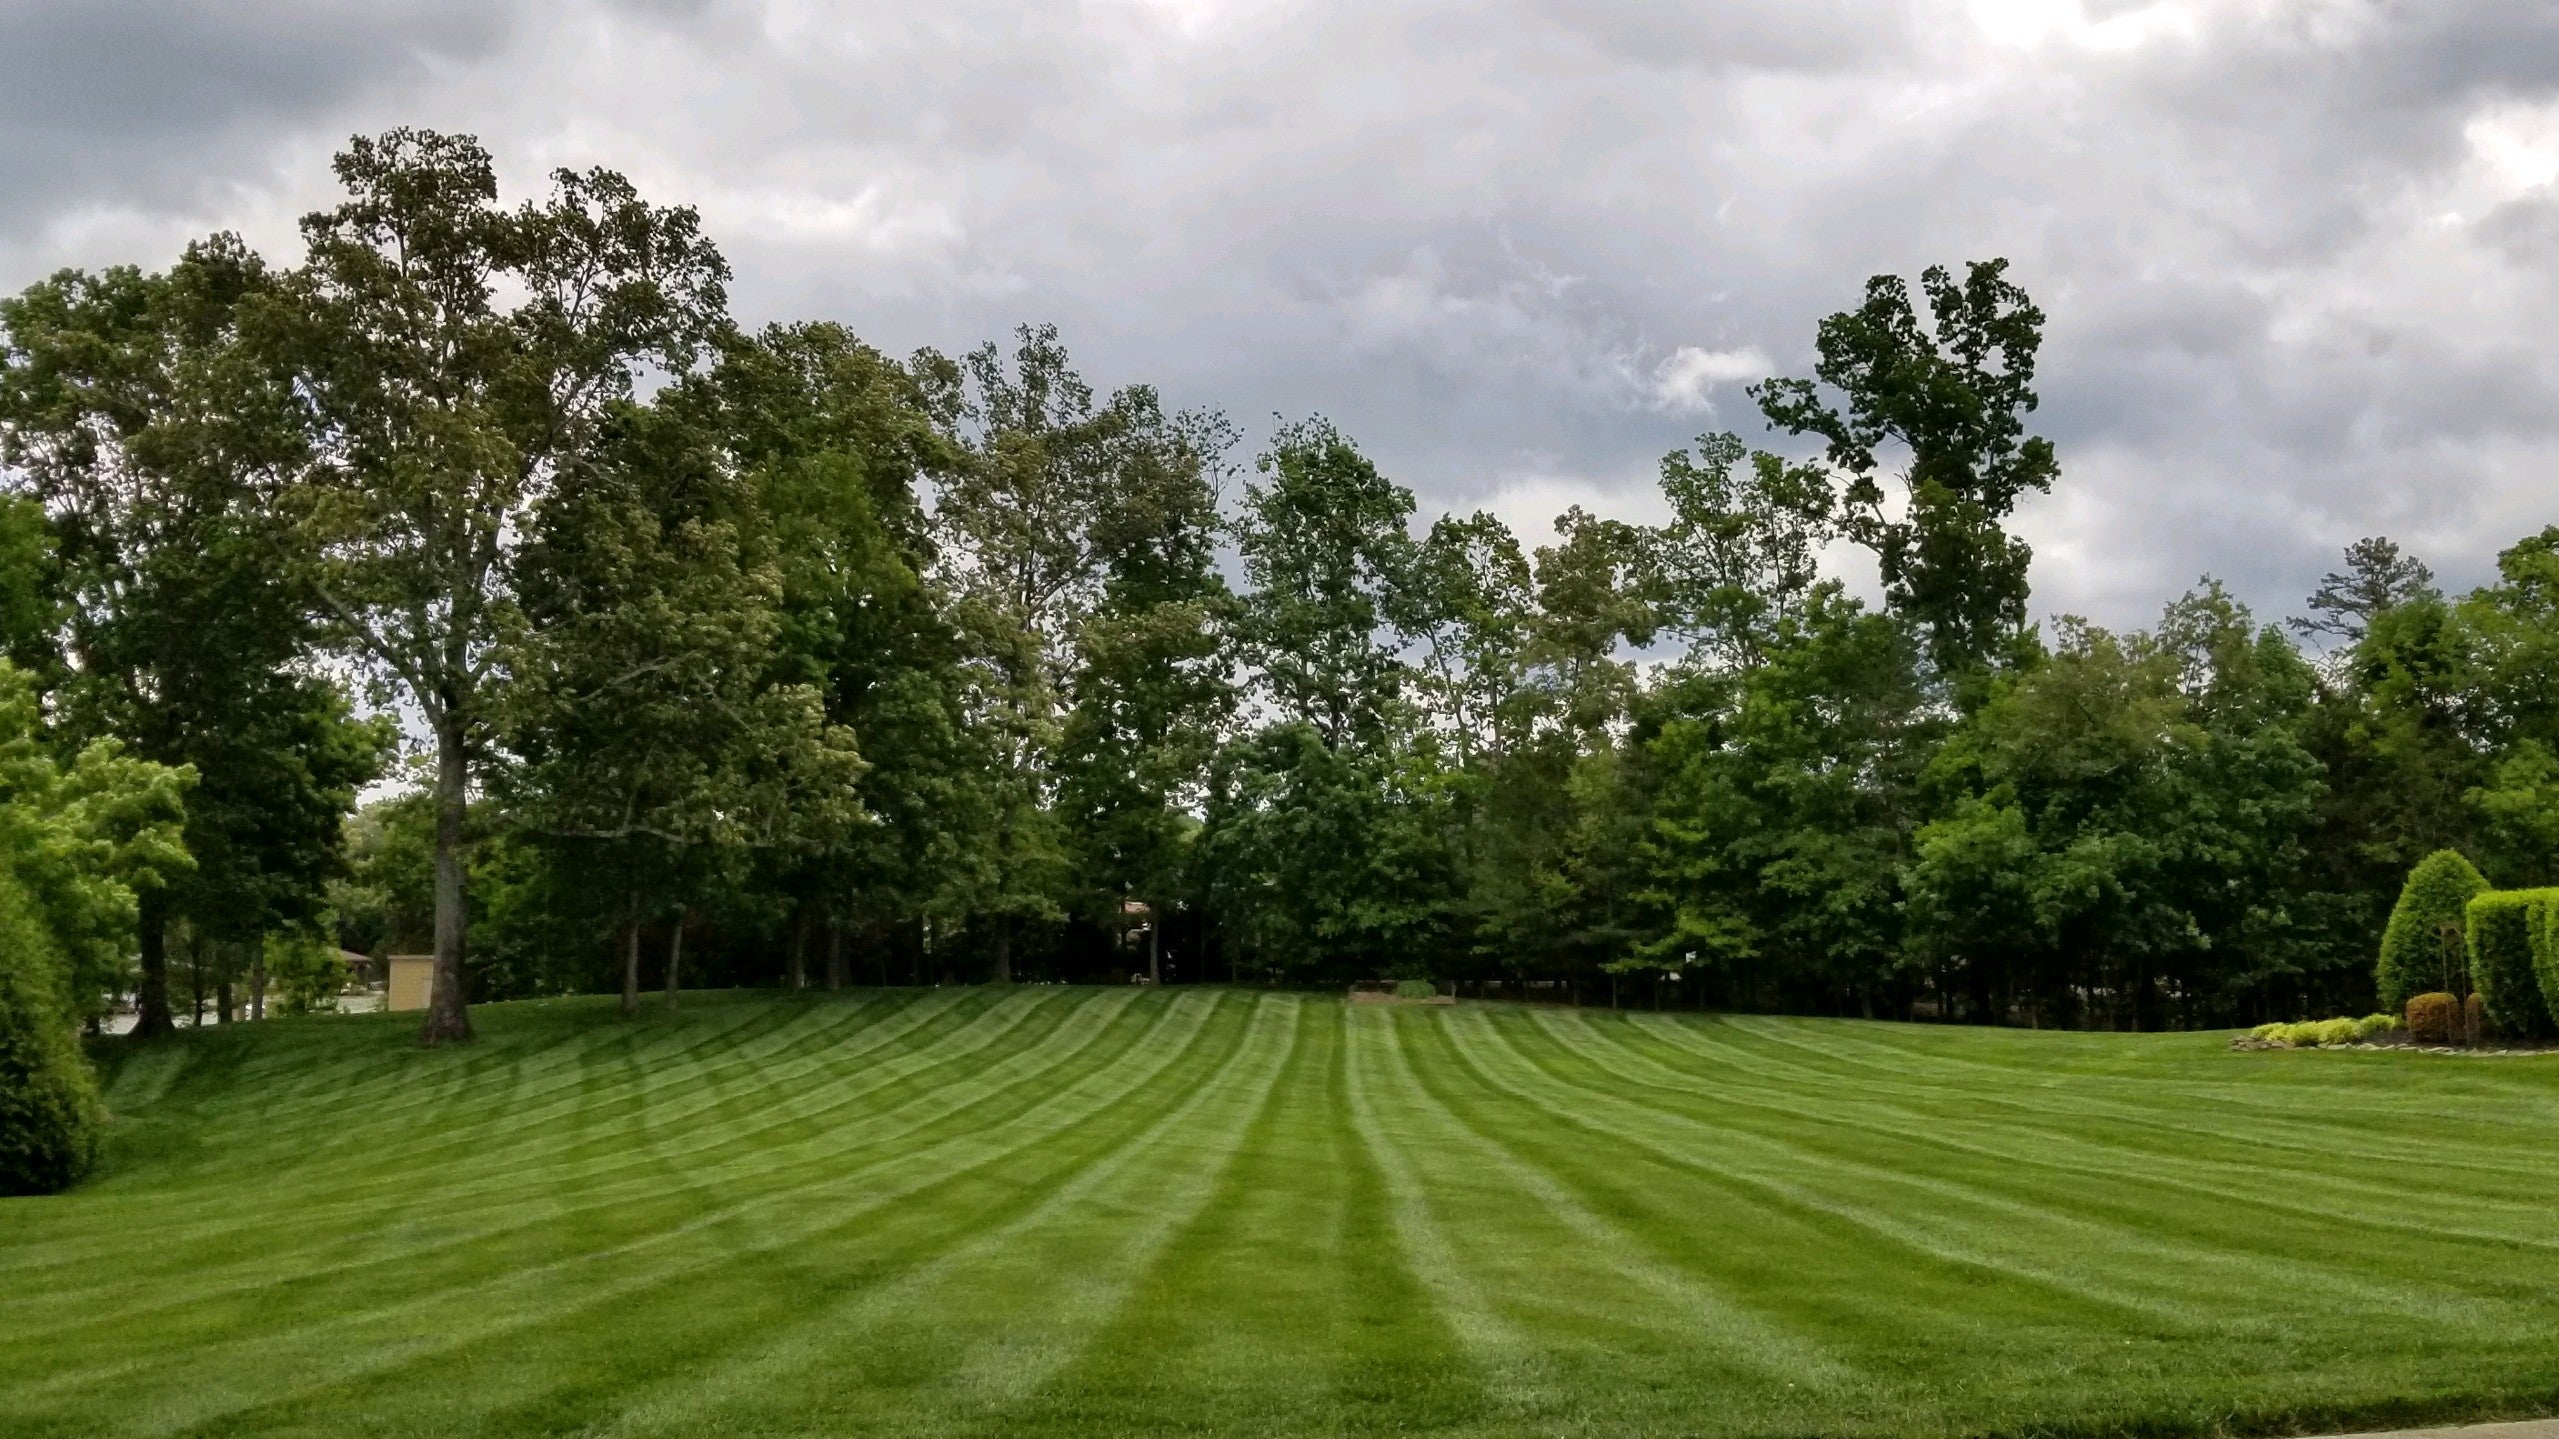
0;869;100;1196
1392;978;1437;1000
2249;1014;2403;1047
2378;851;2488;1012
2539;901;2559;1034
2466;889;2559;1040
2406;992;2458;1044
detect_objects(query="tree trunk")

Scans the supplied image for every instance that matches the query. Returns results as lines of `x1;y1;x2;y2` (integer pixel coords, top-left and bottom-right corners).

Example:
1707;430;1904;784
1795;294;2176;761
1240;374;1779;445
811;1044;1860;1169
1149;917;1162;986
189;938;205;1027
786;911;808;991
619;897;642;1016
250;942;267;1022
133;889;176;1038
994;918;1012;984
664;912;685;1010
421;713;474;1044
825;919;848;990
217;942;235;1024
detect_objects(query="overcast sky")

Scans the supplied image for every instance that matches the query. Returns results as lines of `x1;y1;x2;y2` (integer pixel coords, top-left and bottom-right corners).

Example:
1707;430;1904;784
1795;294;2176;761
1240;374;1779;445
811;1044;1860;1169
6;0;2557;632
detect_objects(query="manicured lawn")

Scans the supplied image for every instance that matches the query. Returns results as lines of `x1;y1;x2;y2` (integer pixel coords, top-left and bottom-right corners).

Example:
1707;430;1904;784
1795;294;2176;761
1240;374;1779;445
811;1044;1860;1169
7;988;2559;1438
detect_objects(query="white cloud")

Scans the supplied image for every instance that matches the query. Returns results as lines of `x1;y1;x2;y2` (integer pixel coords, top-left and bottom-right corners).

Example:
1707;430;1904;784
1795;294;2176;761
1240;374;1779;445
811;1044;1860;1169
1649;345;1771;412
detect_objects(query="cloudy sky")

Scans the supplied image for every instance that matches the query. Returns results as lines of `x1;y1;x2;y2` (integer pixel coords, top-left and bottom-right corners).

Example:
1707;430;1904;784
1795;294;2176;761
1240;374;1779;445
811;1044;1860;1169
6;0;2558;631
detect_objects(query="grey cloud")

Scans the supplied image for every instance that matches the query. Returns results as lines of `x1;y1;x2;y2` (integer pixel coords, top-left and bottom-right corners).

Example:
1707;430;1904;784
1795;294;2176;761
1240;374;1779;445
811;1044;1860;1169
1521;0;1913;75
0;2;512;237
6;0;2559;631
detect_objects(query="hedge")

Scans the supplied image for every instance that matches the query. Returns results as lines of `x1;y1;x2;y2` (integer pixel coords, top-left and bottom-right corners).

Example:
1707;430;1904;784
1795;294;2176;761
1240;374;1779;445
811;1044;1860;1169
2540;902;2559;1034
2465;888;2559;1041
2378;850;2488;1012
0;866;101;1196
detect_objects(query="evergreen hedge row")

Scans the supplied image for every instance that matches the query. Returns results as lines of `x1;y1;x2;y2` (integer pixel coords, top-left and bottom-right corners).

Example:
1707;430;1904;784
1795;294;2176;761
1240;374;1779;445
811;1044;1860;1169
2465;888;2559;1040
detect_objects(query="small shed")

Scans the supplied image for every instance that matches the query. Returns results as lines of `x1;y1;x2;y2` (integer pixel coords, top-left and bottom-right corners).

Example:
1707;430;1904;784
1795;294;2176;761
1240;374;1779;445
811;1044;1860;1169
386;955;435;1012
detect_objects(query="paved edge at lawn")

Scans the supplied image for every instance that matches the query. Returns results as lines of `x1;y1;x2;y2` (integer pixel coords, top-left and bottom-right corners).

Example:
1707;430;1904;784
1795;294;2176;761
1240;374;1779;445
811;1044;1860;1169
2333;1413;2559;1423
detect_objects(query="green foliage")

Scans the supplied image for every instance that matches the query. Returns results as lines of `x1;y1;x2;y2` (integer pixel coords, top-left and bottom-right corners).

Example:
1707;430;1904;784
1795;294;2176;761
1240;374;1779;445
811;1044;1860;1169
1646;433;1834;670
1235;418;1417;747
2376;849;2489;1012
26;133;2559;1035
264;128;733;1040
1641;588;1928;1005
1907;585;2323;1025
2536;899;2559;1037
1198;725;1456;980
0;662;193;1023
263;934;348;1016
1392;978;1437;999
1753;259;2058;677
0;865;99;1196
2464;889;2559;1039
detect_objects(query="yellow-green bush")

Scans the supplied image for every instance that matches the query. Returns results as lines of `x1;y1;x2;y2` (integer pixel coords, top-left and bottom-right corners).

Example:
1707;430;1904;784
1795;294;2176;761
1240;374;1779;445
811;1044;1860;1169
2466;889;2559;1040
2249;1013;2401;1048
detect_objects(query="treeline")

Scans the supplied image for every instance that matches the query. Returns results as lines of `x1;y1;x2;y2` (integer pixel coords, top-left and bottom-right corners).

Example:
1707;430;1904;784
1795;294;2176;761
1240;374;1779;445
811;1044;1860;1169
5;129;2557;1058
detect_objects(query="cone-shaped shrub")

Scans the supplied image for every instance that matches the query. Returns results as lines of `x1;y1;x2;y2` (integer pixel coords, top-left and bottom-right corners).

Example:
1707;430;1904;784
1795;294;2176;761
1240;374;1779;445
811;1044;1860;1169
2466;889;2559;1041
0;869;100;1196
2378;851;2488;1012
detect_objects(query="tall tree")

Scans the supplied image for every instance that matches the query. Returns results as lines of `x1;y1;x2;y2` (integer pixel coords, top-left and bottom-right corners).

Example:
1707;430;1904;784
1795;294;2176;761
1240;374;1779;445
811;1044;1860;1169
932;325;1211;980
1645;432;1835;672
1754;259;2057;679
259;129;729;1041
1058;410;1236;981
2290;536;2437;646
498;383;864;1012
719;323;975;985
0;238;388;1036
1405;512;1533;767
1234;418;1416;747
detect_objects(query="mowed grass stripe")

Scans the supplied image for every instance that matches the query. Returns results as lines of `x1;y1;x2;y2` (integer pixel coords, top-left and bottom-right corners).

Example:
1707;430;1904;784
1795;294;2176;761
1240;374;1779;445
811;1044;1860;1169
1443;1009;2185;1320
186;990;1262;1439
1705;1012;2559;1172
1531;1009;2506;1316
1373;1005;1858;1393
0;991;1014;1329
592;991;1298;1438
1604;1011;2559;1264
3;988;1167;1414
1;991;947;1273
9;990;2559;1439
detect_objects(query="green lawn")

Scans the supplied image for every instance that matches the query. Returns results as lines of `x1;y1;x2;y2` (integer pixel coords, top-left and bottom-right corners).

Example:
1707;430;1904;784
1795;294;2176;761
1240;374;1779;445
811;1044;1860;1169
7;988;2559;1439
